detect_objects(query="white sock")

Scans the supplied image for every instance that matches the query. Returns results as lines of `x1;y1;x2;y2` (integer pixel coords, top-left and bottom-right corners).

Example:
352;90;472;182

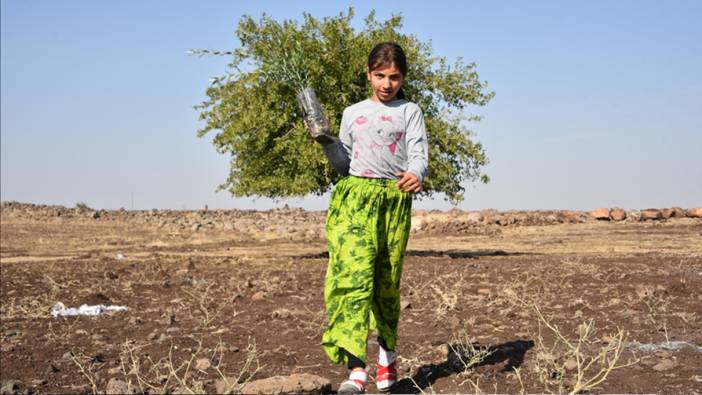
349;368;367;383
378;345;396;366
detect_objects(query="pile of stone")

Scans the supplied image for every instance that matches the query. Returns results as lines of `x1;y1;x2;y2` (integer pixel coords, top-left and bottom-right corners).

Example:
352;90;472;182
0;201;328;240
2;202;699;239
589;207;701;221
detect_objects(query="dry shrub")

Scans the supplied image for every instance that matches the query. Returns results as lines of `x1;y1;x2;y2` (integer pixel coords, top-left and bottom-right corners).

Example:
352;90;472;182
119;337;262;394
411;272;465;317
529;303;638;394
632;284;673;325
449;329;494;373
1;274;68;320
184;282;224;328
496;279;639;394
69;350;101;394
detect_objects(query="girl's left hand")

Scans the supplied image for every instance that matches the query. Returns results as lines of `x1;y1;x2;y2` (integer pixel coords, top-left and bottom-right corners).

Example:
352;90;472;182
395;172;422;193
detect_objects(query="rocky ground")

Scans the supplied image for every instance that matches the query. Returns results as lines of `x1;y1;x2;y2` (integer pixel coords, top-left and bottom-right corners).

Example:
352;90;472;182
1;201;701;394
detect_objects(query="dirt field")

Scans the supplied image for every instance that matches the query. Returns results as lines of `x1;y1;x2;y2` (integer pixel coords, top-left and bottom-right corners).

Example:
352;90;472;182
1;202;701;394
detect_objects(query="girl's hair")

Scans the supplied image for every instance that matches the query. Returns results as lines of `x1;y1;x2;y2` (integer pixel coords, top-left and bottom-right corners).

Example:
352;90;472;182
368;42;407;100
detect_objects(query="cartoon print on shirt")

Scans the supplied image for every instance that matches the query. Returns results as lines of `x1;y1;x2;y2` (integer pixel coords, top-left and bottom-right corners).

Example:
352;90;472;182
368;114;405;155
350;113;406;178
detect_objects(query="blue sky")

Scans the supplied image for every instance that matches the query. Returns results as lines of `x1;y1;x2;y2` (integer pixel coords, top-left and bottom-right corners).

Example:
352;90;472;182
2;0;700;211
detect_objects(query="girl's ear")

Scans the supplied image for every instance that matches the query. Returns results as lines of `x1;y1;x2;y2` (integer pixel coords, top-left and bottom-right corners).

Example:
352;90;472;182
366;66;371;81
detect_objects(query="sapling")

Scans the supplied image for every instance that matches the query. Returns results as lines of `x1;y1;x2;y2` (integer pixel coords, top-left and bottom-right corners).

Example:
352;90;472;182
190;41;342;163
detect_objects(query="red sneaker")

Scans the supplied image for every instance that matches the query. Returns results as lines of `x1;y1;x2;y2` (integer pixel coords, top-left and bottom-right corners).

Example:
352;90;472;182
376;360;397;392
338;379;365;394
339;367;366;394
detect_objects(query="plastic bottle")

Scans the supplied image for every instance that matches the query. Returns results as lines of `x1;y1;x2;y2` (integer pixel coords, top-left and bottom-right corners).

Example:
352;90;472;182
296;87;333;144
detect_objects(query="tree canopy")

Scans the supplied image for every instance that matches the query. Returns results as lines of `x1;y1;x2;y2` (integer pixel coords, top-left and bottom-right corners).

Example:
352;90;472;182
195;9;494;203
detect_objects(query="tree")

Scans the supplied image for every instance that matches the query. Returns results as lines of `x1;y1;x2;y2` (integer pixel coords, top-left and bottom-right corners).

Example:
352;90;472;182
195;8;494;203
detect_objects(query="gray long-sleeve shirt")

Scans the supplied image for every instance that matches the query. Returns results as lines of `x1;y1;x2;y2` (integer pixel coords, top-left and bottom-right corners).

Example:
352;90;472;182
335;99;429;182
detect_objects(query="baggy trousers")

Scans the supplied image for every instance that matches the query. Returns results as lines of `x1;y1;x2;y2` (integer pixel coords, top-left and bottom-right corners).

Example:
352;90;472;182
322;176;412;365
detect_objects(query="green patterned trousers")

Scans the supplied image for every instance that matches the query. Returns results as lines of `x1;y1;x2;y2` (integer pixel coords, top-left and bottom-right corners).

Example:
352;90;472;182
322;176;412;365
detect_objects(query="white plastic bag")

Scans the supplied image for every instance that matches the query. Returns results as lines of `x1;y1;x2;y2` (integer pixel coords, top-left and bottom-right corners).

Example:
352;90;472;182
50;302;128;317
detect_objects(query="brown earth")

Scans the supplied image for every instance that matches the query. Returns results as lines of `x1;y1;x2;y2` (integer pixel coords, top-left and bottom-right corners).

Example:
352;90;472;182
1;202;701;394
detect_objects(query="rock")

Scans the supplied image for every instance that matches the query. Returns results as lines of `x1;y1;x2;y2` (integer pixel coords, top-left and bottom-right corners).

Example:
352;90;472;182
252;291;267;300
240;374;331;395
215;378;236;394
661;208;675;219
686;207;702;218
560;210;587;223
400;300;411;310
107;367;121;375
105;271;118;279
497;215;516;226
477;288;491;295
640;209;662;221
411;220;426;233
191;223;202;231
195;358;211;371
652;358;676;371
671;207;686;218
159;313;177;326
437;344;450;358
29;379;47;387
590;208;610;220
465;212;483;224
0;380;21;395
628;210;641;221
447;316;462;328
545;214;558;223
93;351;106;363
564;359;578;371
70;384;92;392
609;207;627;221
106;378;136;395
172;386;192;394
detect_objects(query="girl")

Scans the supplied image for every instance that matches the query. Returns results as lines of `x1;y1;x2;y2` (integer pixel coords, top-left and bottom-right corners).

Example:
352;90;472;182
310;42;428;394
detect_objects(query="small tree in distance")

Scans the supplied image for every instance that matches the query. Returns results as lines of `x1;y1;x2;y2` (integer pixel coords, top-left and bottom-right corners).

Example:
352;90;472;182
195;8;494;203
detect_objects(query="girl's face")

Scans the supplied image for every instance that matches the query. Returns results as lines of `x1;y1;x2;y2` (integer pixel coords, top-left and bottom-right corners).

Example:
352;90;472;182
367;63;405;102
